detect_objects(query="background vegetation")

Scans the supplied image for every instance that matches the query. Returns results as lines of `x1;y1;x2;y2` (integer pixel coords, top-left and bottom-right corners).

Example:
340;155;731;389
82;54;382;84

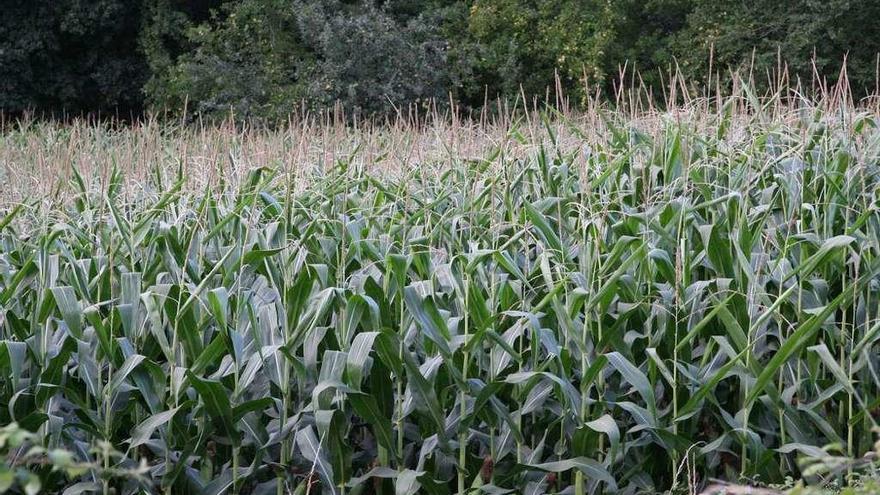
2;0;880;121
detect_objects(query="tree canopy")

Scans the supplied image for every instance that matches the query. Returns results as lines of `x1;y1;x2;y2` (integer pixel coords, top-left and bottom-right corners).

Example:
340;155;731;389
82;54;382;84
1;0;878;120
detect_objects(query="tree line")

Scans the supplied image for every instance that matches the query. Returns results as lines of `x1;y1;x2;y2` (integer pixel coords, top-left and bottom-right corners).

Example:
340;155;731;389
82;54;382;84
2;0;879;122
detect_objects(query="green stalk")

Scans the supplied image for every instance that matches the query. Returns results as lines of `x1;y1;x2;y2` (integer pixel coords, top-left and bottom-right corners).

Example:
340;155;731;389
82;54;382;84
396;294;405;467
104;244;116;495
844;249;854;482
458;269;469;495
774;195;796;472
338;180;349;495
516;235;529;467
232;446;240;495
166;278;183;495
231;214;252;495
278;139;296;495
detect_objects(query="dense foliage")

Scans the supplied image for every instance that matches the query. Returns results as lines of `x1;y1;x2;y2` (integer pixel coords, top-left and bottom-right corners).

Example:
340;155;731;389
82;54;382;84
672;0;880;95
1;92;879;494
3;0;880;119
0;0;147;116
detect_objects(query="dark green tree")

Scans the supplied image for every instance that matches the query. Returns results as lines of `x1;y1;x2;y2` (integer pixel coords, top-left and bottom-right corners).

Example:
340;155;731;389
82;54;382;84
295;0;453;116
0;0;148;116
610;0;692;91
673;0;880;95
143;0;313;122
4;0;880;120
145;0;457;121
464;0;617;103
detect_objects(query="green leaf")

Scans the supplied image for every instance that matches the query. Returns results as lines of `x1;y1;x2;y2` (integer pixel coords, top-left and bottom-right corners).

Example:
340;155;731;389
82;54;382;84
51;286;83;338
349;393;397;459
527;457;616;490
295;426;336;492
403;286;452;357
129;407;181;448
605;352;655;414
187;371;238;446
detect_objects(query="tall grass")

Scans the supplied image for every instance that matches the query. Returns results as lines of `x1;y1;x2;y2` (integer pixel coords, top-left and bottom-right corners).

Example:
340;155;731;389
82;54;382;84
1;81;879;494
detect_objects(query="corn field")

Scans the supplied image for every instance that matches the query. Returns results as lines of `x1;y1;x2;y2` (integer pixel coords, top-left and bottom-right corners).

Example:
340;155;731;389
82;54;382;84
1;89;880;494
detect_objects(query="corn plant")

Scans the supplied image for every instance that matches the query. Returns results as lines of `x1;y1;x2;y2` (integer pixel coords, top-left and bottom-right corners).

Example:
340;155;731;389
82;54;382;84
1;90;879;494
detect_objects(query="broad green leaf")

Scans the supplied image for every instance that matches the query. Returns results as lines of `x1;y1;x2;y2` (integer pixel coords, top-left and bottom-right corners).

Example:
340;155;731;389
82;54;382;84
187;372;238;446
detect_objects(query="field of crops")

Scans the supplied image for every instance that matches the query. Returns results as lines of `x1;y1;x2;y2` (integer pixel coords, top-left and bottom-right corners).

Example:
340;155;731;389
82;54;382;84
1;90;880;495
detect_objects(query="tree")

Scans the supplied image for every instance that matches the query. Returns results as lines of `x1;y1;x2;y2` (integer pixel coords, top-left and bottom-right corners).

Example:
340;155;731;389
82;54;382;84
295;0;453;116
0;0;148;116
609;0;692;91
4;0;880;120
673;0;880;95
144;0;313;122
464;0;617;104
145;0;456;121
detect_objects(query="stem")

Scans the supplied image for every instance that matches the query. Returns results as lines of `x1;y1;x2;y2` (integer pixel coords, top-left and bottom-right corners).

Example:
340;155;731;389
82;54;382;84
279;386;290;495
232;446;240;494
104;249;115;495
396;295;405;468
672;221;685;482
458;271;470;495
